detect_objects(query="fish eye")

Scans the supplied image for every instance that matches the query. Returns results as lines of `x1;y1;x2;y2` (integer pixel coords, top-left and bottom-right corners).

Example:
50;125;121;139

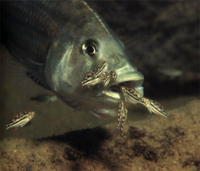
82;40;98;57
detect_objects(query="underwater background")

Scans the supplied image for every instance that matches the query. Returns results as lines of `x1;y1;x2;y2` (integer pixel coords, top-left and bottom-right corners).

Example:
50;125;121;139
0;1;199;170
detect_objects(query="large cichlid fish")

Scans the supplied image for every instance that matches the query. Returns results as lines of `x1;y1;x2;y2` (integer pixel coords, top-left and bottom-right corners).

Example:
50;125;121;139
1;1;144;119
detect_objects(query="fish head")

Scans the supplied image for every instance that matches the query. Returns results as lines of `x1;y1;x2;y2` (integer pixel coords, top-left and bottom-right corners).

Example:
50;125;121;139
28;111;35;120
44;3;144;119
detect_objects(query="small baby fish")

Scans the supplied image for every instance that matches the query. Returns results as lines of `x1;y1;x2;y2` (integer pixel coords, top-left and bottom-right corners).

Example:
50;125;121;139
6;111;35;131
100;70;118;88
82;61;108;88
101;72;111;88
82;61;118;88
120;108;128;136
82;76;102;88
83;60;108;79
143;98;169;117
110;70;117;85
118;86;169;137
95;61;108;78
120;86;143;104
117;100;125;129
117;100;128;137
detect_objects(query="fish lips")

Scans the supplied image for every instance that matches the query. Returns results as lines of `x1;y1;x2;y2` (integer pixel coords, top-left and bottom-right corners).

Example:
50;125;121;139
116;71;144;88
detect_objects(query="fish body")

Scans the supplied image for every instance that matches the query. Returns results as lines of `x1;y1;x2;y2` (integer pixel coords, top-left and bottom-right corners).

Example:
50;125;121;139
82;76;102;87
120;86;144;105
120;86;169;118
143;98;169;117
82;60;108;87
1;1;144;119
117;100;128;136
83;60;108;79
117;100;125;126
82;61;117;88
100;72;110;87
110;70;117;85
6;111;35;131
92;61;108;78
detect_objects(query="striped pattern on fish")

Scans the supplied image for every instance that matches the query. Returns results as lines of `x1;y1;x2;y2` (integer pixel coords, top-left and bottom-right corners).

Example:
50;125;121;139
6;111;35;131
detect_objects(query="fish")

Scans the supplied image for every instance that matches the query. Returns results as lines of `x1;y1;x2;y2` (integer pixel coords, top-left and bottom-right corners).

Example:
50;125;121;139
82;60;108;88
1;1;144;119
120;86;169;118
82;76;102;88
110;70;118;85
143;98;169;117
120;86;144;104
117;100;125;129
30;94;58;102
82;61;117;88
116;86;169;137
83;60;108;79
157;68;183;80
6;111;35;131
117;100;128;136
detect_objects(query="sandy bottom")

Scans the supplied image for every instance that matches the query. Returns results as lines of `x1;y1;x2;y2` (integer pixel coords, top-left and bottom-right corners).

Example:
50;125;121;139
0;98;199;171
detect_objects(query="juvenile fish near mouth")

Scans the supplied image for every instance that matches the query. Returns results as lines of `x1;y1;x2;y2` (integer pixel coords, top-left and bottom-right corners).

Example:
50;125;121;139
117;86;169;136
82;60;169;137
120;86;169;117
143;98;169;117
82;61;117;89
1;1;144;119
117;100;128;137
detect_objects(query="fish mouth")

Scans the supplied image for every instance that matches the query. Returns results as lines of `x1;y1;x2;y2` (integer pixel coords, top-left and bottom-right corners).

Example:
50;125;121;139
58;71;144;119
85;71;144;119
96;71;144;104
